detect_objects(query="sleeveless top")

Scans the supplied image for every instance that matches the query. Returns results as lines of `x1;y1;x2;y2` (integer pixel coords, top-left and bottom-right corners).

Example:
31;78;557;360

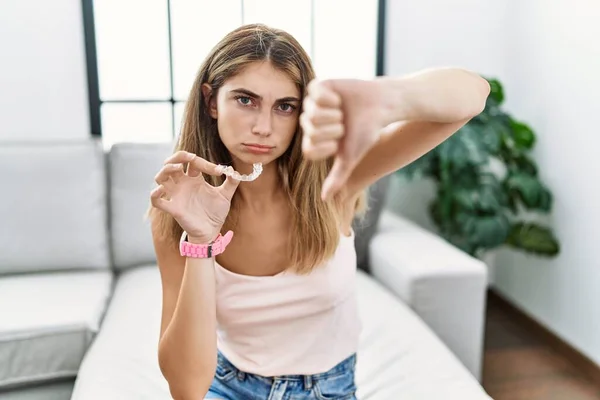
213;231;361;377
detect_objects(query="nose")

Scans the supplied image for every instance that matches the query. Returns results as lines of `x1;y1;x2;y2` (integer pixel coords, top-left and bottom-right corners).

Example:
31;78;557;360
251;108;272;137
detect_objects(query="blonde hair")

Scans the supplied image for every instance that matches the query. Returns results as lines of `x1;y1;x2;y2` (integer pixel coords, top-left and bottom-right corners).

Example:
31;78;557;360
149;23;367;273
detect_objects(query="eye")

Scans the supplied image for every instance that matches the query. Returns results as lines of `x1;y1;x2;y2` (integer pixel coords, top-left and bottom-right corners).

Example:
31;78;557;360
278;103;296;113
235;96;253;106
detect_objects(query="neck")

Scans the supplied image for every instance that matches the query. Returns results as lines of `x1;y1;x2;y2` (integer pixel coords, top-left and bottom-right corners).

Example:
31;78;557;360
233;160;283;210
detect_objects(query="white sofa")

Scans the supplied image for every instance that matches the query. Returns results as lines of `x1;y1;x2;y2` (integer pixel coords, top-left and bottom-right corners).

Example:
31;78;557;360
0;139;492;399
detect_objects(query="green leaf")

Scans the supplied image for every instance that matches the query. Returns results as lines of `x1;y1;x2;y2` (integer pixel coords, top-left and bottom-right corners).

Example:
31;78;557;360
438;124;488;168
429;199;443;227
487;78;504;104
477;119;505;154
429;199;477;255
474;96;505;125
453;189;478;212
456;211;511;249
505;172;553;212
479;173;510;209
510;120;536;150
453;172;507;213
511;154;538;176
506;222;560;256
506;192;519;214
535;188;552;212
438;185;456;231
447;165;480;189
429;195;454;237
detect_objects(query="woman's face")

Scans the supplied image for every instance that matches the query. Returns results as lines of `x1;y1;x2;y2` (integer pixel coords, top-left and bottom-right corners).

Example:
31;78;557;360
207;61;301;169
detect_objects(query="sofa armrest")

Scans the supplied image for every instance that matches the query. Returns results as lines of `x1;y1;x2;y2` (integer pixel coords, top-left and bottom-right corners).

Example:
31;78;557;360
368;210;488;381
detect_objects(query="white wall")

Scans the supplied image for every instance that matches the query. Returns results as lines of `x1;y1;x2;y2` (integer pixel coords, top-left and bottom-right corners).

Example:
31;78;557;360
384;0;600;366
0;0;90;140
493;0;600;366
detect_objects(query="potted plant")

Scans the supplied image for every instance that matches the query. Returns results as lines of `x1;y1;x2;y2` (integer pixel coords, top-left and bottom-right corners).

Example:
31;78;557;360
396;78;560;259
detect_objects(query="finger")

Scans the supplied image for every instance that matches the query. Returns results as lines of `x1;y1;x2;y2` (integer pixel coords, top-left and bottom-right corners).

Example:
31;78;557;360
164;152;219;178
154;163;185;185
322;156;354;201
302;139;338;161
299;112;315;137
218;175;241;201
302;98;343;125
187;155;222;178
307;80;341;108
150;185;174;213
305;123;344;143
310;107;343;125
164;150;196;165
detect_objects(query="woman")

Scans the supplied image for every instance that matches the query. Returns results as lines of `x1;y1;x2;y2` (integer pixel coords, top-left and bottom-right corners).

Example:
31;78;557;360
149;23;490;400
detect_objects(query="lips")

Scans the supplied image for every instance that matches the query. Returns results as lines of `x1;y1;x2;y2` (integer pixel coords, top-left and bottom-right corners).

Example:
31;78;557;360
243;143;274;154
244;143;273;149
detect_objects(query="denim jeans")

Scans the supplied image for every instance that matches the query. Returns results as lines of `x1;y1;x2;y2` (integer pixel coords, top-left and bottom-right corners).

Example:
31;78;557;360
205;351;358;399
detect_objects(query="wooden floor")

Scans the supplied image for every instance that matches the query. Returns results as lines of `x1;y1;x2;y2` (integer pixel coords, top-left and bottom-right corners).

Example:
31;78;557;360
482;293;600;400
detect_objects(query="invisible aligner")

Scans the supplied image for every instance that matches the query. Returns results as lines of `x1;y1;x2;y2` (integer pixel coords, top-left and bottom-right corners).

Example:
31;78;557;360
218;163;262;181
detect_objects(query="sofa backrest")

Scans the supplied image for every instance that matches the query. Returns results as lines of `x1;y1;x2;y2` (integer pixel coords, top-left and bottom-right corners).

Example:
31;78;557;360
108;142;174;270
352;175;391;272
0;139;111;275
0;138;390;275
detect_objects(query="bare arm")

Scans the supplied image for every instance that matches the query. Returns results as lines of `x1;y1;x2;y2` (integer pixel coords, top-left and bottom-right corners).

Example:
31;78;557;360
345;68;490;196
378;67;491;125
300;67;490;200
149;151;241;399
153;220;218;399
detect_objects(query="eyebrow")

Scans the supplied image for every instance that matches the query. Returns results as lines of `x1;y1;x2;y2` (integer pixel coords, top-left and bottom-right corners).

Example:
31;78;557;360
230;88;300;103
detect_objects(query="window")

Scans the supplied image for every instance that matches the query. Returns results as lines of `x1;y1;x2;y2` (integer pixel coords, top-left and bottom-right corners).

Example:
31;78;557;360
82;0;386;148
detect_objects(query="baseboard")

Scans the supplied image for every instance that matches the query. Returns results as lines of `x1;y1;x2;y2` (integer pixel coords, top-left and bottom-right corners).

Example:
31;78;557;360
487;288;600;384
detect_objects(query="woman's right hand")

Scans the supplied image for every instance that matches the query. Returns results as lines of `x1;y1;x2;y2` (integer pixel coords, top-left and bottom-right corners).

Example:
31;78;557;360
150;151;240;243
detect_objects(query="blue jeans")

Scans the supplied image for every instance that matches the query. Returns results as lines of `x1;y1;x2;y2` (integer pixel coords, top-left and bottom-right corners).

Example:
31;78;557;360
205;351;358;399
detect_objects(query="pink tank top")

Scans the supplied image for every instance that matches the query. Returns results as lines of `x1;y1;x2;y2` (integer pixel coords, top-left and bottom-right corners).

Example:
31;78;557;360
214;231;361;377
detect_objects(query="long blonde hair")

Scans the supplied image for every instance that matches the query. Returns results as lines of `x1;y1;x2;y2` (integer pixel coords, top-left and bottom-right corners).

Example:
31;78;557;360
150;23;366;273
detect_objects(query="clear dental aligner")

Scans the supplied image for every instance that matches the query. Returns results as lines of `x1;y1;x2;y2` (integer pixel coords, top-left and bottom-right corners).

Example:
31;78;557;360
217;163;263;181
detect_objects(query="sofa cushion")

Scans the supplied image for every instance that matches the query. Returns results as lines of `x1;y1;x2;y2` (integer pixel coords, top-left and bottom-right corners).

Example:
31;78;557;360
0;140;111;275
70;265;170;400
355;271;491;399
0;271;113;391
108;142;174;270
71;266;490;399
0;379;74;400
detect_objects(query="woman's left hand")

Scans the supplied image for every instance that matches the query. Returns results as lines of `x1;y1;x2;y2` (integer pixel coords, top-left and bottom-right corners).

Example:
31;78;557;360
300;78;388;201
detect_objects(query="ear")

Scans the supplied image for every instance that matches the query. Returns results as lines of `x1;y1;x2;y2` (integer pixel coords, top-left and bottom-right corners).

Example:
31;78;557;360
201;83;218;119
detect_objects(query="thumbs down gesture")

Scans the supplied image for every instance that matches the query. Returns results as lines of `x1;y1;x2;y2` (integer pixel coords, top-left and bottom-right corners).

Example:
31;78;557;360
300;78;387;201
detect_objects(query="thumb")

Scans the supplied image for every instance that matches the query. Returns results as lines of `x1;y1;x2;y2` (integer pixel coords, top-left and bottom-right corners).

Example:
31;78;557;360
218;175;241;200
322;156;353;201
